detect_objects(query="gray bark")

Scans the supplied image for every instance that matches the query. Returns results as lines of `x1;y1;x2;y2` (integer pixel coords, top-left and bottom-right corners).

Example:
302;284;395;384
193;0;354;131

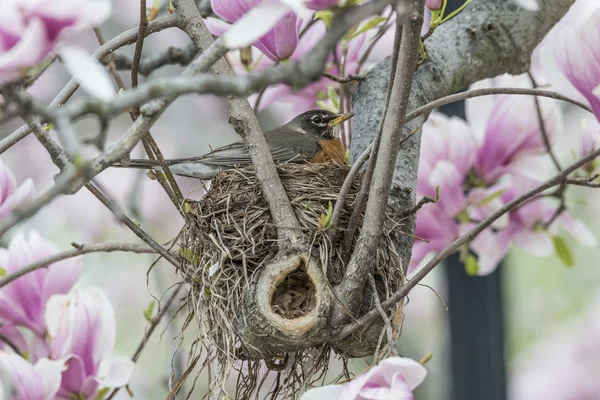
351;0;576;271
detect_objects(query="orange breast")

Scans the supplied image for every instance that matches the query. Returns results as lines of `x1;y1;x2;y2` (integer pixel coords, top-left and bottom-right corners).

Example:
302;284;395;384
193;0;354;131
310;139;346;164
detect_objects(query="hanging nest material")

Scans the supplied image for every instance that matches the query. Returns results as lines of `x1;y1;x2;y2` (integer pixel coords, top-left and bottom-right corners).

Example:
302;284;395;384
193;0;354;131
177;163;407;398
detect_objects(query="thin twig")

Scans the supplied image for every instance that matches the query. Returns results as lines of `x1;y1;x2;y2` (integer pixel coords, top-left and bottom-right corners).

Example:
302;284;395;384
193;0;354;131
368;275;398;356
84;183;182;269
104;44;199;76
93;27;126;90
528;72;561;171
564;175;600;188
397;190;439;220
0;15;179;155
107;284;185;400
0;167;82;236
335;145;600;341
0;243;157;289
323;72;363;84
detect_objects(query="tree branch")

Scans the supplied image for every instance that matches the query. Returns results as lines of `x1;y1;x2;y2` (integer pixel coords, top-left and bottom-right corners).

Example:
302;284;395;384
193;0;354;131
0;14;179;155
350;0;577;271
335;145;600;341
103;43;199;76
333;0;425;323
0;243;157;289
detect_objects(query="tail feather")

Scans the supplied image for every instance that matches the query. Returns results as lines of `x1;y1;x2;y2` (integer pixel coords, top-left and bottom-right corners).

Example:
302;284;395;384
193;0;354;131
114;159;220;180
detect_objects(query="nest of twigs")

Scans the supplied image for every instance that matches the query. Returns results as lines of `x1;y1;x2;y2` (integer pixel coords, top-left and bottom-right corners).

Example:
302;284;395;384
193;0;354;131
178;163;406;398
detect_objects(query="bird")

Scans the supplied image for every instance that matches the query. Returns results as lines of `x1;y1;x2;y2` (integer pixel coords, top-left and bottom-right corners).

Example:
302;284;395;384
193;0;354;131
117;110;354;180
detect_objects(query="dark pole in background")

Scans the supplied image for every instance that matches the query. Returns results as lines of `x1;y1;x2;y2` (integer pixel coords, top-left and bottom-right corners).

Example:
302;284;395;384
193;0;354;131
437;2;507;398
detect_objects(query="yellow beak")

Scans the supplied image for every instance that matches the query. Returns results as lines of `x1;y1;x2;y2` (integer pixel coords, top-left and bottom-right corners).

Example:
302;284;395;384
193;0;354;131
327;112;355;128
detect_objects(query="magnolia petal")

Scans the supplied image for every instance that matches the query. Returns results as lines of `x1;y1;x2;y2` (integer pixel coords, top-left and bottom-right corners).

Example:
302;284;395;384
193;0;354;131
300;384;345;399
58;44;115;101
34;358;67;400
222;1;292;50
465;224;513;275
514;229;554;257
539;31;592;107
0;18;49;82
554;213;597;248
280;0;310;17
0;178;35;218
377;357;427;391
96;356;134;388
204;17;231;37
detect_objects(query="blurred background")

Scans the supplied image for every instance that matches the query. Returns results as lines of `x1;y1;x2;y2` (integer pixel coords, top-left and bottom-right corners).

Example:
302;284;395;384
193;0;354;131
2;0;600;399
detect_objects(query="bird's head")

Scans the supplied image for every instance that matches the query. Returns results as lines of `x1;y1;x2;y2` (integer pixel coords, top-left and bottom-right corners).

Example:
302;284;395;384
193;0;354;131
284;110;355;140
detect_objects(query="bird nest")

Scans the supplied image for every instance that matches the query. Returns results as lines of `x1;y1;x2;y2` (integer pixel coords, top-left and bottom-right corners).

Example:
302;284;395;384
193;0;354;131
177;163;406;398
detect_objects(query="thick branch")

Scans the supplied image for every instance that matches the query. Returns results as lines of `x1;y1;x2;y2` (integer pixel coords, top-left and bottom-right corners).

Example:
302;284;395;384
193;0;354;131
333;0;425;323
350;0;577;270
163;0;305;247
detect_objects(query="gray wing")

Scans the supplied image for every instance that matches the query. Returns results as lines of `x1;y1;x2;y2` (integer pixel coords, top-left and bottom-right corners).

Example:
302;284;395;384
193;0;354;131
118;130;321;179
167;130;321;166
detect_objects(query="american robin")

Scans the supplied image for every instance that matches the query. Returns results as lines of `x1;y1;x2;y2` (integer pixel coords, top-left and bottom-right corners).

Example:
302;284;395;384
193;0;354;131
119;110;354;179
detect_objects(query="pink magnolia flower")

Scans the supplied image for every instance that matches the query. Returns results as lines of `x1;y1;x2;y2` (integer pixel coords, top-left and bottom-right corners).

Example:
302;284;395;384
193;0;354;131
411;113;510;272
0;351;64;400
466;74;563;183
305;0;341;10
540;6;600;120
0;0;112;83
530;0;600;83
417;113;477;216
257;21;367;116
412;205;459;273
0;323;27;353
301;356;427;400
468;196;597;273
45;287;134;399
210;0;304;60
0;158;35;220
0;231;83;336
425;0;443;10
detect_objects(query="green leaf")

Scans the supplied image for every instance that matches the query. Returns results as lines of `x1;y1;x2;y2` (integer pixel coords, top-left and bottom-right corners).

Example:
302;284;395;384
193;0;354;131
475;188;506;207
464;254;479;276
179;248;199;265
0;267;6;277
316;100;338;113
419;352;433;365
351;17;387;39
327;86;339;110
553;236;574;267
320;201;334;229
143;301;156;322
95;388;111;400
440;0;473;24
314;10;333;28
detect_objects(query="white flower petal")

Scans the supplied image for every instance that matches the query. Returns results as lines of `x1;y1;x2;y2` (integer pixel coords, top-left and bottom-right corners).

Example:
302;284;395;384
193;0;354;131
223;2;294;49
34;358;67;400
97;356;134;388
58;44;115;101
300;384;345;399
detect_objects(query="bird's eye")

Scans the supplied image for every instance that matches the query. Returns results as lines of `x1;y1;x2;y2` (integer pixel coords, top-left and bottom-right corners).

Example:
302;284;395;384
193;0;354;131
311;115;325;126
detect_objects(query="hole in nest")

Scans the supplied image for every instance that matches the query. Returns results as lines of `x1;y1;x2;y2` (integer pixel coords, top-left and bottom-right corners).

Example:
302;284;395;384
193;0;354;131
271;268;316;319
